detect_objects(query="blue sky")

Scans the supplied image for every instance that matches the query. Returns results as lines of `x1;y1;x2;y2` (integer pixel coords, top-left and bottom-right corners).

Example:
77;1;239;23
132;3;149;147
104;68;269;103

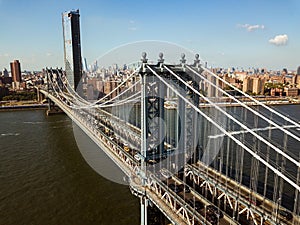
0;0;299;71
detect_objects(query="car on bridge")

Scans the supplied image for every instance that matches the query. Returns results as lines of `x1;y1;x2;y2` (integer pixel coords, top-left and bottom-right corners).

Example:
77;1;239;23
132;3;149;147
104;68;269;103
123;143;130;152
146;159;158;165
134;153;143;161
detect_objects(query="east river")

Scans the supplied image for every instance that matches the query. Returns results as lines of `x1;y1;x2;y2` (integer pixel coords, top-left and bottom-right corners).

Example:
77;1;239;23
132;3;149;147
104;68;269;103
0;110;139;225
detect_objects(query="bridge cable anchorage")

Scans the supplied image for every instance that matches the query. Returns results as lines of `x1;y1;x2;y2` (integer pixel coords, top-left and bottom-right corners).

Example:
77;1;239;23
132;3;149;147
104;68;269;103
199;65;300;130
185;64;300;142
163;64;300;169
146;64;300;193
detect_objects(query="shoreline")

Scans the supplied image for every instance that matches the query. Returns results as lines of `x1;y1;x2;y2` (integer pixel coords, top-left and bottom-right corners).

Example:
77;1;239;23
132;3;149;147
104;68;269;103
165;100;300;109
0;104;48;111
199;100;300;108
1;98;299;112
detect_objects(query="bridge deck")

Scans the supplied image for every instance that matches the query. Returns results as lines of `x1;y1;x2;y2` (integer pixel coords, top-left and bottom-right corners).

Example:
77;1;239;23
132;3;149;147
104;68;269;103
40;88;299;225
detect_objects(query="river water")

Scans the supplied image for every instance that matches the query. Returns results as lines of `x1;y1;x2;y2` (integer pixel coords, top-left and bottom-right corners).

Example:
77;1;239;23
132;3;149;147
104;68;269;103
0;110;139;225
0;105;299;224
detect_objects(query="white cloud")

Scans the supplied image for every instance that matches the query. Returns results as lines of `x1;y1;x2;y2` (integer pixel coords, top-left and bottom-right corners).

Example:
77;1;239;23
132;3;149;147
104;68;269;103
269;34;288;46
238;23;265;32
128;20;137;31
128;27;137;31
46;52;53;57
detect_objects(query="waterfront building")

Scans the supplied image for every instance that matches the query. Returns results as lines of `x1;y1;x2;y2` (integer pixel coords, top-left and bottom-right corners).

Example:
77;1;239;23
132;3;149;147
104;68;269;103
10;60;21;83
271;88;283;97
284;87;298;96
295;75;300;89
252;77;265;95
62;9;83;93
10;60;22;89
242;76;253;93
295;66;300;89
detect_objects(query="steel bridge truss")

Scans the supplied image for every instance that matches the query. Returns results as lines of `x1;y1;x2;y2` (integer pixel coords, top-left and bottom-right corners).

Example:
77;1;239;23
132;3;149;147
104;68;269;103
42;52;300;225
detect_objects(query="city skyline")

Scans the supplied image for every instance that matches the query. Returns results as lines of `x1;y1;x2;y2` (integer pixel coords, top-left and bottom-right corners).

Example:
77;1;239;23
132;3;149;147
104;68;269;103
0;0;299;71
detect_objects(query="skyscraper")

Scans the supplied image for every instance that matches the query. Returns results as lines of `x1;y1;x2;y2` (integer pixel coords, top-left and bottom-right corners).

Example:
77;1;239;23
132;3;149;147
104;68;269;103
62;9;83;91
10;60;22;83
82;57;88;72
2;68;9;77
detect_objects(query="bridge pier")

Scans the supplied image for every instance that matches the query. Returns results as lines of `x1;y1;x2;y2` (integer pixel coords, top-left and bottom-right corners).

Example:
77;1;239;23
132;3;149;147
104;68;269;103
46;98;63;116
35;87;47;103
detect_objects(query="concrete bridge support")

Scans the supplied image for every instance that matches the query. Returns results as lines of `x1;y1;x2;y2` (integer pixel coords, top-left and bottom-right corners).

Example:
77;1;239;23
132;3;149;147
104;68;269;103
46;98;63;116
36;87;46;103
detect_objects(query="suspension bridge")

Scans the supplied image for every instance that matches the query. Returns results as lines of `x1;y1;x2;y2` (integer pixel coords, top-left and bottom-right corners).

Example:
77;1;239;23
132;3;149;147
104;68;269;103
37;52;300;225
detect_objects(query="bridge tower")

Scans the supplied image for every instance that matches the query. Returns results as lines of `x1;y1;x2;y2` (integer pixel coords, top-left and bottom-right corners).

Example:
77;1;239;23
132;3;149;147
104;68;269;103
176;53;201;165
44;68;64;116
138;53;203;225
140;52;166;162
139;52;166;225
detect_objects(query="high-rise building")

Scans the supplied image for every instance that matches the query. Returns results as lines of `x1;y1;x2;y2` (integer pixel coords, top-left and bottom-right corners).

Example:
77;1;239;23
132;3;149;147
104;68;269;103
10;60;22;83
242;77;253;93
62;9;83;92
293;66;300;89
82;57;88;72
252;77;264;95
2;68;9;77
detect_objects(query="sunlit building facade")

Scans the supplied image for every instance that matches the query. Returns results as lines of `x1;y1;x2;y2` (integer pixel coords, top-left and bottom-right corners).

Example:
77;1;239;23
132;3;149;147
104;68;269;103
10;60;21;83
62;9;83;92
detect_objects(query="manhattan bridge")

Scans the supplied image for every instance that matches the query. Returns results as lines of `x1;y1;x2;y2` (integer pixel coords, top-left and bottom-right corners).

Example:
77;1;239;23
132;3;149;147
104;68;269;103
37;51;300;225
